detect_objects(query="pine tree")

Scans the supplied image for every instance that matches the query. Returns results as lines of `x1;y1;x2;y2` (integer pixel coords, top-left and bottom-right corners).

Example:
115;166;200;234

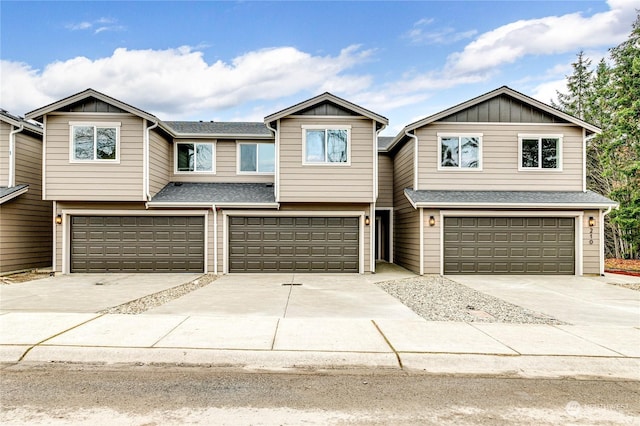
552;51;594;121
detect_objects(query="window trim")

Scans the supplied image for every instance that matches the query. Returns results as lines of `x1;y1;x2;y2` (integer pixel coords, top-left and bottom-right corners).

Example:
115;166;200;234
174;141;216;174
236;142;276;175
69;121;121;163
301;125;352;166
436;133;483;171
518;134;563;171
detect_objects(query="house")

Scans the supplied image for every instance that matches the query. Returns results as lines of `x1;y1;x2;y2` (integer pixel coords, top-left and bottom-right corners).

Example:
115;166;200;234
25;90;387;274
382;86;617;276
23;86;616;276
0;110;52;274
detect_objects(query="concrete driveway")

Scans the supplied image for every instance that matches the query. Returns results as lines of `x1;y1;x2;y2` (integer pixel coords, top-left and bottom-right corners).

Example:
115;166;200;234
448;274;640;326
0;273;200;313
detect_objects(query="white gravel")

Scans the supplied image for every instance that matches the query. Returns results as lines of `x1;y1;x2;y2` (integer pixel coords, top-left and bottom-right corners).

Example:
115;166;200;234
377;275;567;324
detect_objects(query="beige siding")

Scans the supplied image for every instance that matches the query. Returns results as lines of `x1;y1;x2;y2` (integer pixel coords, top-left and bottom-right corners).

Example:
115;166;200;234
0;121;10;185
423;209;440;274
45;114;144;201
148;129;171;197
416;123;584;191
377;153;393;207
393;142;420;273
0;131;52;273
278;118;375;202
583;209;601;275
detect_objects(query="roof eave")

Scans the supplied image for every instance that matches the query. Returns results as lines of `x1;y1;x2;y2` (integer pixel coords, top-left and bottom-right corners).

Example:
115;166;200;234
0;186;29;204
170;132;274;140
0;115;43;135
411;201;619;209
146;201;279;208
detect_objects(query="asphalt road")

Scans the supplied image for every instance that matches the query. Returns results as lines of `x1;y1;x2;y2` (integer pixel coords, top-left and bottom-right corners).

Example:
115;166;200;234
1;364;639;425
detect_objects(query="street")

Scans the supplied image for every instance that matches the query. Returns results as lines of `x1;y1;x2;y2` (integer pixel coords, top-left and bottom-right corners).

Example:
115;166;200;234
1;364;638;425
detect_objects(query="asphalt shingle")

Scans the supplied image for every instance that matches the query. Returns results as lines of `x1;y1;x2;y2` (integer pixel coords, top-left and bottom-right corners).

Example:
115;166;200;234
163;121;272;137
150;182;276;204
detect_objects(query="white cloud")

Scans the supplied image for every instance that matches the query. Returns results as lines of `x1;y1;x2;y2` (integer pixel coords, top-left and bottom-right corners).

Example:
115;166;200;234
65;17;124;34
405;18;477;45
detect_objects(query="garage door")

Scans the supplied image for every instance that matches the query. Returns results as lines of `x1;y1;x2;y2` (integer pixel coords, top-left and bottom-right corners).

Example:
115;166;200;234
444;217;575;274
229;216;359;272
71;216;205;272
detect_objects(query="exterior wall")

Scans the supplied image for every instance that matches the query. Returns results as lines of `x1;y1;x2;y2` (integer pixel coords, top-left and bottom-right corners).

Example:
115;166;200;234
278;117;375;202
583;209;601;275
377;153;393;207
0;131;52;273
148;129;171;197
393;141;420;273
45;113;144;201
416;123;584;191
170;139;275;184
0;121;10;185
422;208;441;274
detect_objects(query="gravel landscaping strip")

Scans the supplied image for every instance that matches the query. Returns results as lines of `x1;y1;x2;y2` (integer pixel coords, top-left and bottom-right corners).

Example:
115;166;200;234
609;282;640;291
377;275;567;324
99;274;218;315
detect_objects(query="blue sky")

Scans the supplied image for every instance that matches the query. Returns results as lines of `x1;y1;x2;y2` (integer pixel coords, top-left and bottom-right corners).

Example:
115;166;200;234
1;0;637;135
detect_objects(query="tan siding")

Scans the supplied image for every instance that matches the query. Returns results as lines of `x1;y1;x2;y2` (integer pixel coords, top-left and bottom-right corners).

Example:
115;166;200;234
392;142;420;273
278;118;375;202
0;121;10;185
423;209;440;274
148;130;170;196
0;131;52;273
377;153;393;207
416;123;584;191
45;114;144;201
583;210;601;275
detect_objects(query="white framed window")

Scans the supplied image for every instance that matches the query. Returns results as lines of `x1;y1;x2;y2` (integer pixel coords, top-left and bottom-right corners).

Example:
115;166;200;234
238;143;275;174
437;133;482;170
302;125;351;165
518;134;562;171
69;122;120;162
175;142;215;173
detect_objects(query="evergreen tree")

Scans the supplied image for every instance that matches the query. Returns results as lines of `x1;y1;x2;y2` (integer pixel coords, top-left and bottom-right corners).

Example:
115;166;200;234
552;51;594;121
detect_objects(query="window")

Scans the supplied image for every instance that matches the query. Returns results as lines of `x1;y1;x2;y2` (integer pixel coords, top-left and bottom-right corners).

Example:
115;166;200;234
70;122;120;162
238;143;275;173
175;142;214;173
303;126;350;164
519;135;562;170
437;134;482;170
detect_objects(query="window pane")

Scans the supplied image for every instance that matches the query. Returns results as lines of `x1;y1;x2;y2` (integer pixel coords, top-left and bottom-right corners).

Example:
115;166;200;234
240;144;257;172
305;130;325;162
327;129;348;163
195;144;213;172
177;144;194;171
541;138;558;168
440;137;459;167
258;143;275;172
460;137;479;168
521;139;539;168
96;127;116;160
74;126;94;160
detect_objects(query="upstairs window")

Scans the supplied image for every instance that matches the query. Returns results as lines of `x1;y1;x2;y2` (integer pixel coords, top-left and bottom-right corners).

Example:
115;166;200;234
519;135;562;170
238;143;275;173
176;142;215;173
70;122;120;162
303;126;350;165
437;134;482;170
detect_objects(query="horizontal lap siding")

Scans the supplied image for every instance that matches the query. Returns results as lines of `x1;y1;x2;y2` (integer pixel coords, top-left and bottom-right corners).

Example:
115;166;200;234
417;123;583;191
377;153;393;207
148;130;170;197
423;209;440;274
279;118;374;202
583;209;601;274
393;142;420;273
0;122;10;184
45;114;144;201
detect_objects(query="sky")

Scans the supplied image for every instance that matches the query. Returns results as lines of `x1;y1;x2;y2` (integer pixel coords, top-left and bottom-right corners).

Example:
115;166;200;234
1;0;638;135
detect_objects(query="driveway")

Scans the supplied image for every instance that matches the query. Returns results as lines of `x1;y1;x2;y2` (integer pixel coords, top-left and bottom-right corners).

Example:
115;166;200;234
448;274;640;326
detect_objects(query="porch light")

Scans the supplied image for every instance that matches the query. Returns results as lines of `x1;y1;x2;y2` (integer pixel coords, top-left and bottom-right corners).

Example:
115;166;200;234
429;216;436;227
55;215;62;225
365;216;370;226
588;216;595;227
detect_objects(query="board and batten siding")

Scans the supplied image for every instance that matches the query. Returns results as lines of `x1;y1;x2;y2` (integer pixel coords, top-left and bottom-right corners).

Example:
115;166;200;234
170;139;275;183
45;114;145;201
416;123;584;191
278;117;375;203
1;131;52;273
393;141;420;274
148;129;171;197
377;153;394;207
583;209;601;275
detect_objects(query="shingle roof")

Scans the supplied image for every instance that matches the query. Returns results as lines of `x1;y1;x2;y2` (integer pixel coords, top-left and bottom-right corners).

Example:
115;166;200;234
163;121;273;137
0;184;29;204
378;136;395;151
404;189;618;208
0;110;43;134
149;182;276;205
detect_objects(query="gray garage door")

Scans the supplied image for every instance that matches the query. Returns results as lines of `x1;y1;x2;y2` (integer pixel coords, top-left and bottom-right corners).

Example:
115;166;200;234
444;217;575;274
71;216;205;272
229;216;359;272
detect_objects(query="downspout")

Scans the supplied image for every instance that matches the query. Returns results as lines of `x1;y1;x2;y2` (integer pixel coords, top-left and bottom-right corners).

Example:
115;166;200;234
144;120;159;201
405;130;419;190
213;204;218;275
9;125;24;187
265;121;279;202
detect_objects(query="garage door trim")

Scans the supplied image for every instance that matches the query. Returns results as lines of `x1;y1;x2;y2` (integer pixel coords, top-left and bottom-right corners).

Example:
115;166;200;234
60;209;208;274
223;210;365;274
438;210;582;275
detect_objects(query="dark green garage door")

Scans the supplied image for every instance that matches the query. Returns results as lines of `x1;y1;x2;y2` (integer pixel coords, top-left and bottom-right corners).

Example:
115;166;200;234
229;216;359;272
71;216;205;272
444;217;575;274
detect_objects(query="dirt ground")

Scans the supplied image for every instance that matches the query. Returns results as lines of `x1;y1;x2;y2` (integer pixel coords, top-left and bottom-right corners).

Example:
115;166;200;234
0;271;52;285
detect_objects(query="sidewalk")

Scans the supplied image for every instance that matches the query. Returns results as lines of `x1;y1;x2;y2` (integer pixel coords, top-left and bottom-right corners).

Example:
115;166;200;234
1;312;639;380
